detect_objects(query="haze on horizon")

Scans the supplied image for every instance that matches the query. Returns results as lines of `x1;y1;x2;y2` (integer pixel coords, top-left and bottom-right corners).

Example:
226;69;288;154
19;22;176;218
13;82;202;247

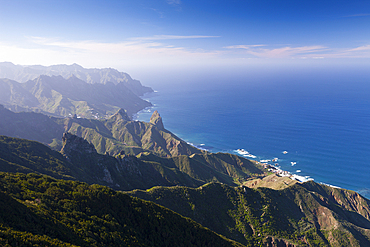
1;0;370;80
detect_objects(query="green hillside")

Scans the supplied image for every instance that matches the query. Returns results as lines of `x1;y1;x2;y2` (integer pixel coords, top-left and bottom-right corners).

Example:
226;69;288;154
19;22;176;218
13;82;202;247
0;172;244;247
0;136;74;180
129;182;370;246
0;134;266;191
0;104;65;146
1;133;370;246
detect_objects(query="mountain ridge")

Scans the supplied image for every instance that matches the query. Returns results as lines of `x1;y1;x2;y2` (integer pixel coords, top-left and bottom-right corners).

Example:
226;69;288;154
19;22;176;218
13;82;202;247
0;172;244;247
1;62;370;246
0;105;204;157
2;132;370;246
0;63;154;118
0;62;153;96
129;181;370;246
0;75;152;118
0;133;266;190
2;131;370;246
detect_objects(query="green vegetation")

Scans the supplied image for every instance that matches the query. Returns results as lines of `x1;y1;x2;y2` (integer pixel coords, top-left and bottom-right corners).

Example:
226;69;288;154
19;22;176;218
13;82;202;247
2;81;370;246
0;133;266;191
1;133;370;246
130;182;370;247
0;172;244;246
0;136;74;180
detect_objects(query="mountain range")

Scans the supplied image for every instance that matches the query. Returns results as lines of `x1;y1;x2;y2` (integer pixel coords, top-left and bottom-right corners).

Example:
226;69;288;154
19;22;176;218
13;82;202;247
2;132;370;246
0;62;153;117
0;104;203;157
1;64;370;246
0;62;152;93
0;127;265;191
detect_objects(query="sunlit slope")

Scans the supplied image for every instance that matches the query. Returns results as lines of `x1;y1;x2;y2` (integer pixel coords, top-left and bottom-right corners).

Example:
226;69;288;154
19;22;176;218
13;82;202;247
130;182;370;246
0;105;203;157
244;174;298;190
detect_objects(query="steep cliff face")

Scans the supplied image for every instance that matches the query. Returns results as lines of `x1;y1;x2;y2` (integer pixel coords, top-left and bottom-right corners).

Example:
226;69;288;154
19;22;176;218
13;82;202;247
150;110;165;130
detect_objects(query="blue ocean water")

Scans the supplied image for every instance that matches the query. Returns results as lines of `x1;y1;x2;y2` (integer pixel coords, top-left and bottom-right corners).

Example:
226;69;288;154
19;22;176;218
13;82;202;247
136;67;370;198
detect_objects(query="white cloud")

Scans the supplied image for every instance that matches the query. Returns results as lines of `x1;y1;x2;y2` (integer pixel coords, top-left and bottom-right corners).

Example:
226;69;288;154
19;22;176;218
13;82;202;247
129;35;220;41
224;44;266;49
225;44;327;58
1;36;370;74
0;36;222;72
167;0;181;5
347;45;370;52
344;13;370;17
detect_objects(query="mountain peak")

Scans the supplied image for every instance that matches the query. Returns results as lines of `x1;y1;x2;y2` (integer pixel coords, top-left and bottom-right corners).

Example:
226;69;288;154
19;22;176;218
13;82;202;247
150;110;164;130
110;108;131;121
0;61;16;68
71;63;84;69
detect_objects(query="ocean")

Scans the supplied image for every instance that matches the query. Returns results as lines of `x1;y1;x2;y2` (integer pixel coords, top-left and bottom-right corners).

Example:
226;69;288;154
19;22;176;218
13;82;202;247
135;66;370;198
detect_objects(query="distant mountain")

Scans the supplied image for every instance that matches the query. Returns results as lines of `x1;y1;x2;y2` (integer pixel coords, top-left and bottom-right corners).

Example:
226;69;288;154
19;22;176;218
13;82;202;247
0;62;153;96
0;74;152;117
0;172;244;247
0;104;64;145
130;181;370;247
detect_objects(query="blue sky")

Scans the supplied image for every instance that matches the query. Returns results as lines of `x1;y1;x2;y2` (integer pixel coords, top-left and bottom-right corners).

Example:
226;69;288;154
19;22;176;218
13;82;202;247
1;0;370;74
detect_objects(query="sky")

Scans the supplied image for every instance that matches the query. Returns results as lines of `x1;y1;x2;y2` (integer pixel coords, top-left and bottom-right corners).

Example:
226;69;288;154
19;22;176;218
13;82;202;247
1;0;370;77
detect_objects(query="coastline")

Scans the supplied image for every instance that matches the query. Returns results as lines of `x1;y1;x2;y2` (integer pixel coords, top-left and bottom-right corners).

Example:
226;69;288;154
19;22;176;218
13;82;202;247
235;149;314;183
135;87;369;198
135;100;317;185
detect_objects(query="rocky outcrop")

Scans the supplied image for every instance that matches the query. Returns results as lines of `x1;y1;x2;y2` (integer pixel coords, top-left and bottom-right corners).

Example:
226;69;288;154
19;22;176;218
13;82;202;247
264;237;298;247
150;110;165;130
109;108;131;122
61;132;97;159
